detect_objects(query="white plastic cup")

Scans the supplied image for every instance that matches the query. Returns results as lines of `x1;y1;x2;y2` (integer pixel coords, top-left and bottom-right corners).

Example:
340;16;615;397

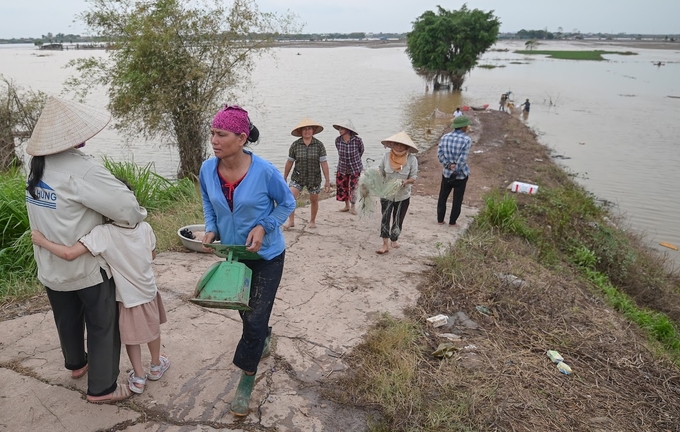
509;181;539;195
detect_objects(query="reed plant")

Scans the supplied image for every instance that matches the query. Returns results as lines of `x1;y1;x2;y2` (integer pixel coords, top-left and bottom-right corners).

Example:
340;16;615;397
102;158;196;211
0;169;38;298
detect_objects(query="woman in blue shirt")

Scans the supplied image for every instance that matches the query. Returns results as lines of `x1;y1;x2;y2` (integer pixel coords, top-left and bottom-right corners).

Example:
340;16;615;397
199;105;295;417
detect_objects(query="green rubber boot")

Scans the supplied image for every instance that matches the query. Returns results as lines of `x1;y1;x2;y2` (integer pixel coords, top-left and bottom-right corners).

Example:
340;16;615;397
261;327;273;359
230;372;256;417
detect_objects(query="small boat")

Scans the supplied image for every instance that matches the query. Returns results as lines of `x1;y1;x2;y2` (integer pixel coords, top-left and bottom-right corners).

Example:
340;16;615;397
659;241;678;251
431;108;454;119
469;104;490;111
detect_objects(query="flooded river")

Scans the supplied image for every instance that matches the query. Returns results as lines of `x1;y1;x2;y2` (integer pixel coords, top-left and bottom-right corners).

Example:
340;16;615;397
1;40;678;264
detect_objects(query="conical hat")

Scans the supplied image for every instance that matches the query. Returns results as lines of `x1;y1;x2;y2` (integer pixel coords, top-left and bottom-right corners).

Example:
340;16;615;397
381;131;419;153
26;96;111;156
332;119;358;136
291;118;323;137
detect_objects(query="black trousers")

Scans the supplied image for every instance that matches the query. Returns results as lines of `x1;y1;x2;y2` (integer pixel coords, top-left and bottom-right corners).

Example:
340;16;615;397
437;175;468;225
233;251;285;374
380;198;410;241
45;268;120;396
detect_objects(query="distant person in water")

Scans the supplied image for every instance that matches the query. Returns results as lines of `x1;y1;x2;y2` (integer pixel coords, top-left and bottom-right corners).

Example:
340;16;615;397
453;108;463;118
521;99;530;113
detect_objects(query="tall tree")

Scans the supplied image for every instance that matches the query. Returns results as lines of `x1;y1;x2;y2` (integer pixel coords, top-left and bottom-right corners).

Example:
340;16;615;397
0;77;47;170
406;5;500;90
66;0;298;178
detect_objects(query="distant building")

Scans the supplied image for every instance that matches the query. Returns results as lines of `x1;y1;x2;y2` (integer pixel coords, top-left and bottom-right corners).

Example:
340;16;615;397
39;43;63;50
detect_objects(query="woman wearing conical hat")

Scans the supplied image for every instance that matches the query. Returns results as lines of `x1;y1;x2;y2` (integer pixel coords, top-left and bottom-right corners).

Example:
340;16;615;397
332;119;364;215
375;131;419;255
283;118;331;229
25;96;146;403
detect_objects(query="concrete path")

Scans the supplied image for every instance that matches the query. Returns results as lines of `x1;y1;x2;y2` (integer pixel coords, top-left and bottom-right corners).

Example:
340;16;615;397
0;196;476;431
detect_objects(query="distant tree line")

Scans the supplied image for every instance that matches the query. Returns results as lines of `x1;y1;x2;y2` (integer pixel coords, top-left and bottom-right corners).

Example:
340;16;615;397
2;31;409;45
3;30;676;46
516;29;555;40
0;32;106;45
509;29;678;41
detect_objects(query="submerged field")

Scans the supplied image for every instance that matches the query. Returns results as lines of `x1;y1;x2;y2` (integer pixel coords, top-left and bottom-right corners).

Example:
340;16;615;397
514;49;638;60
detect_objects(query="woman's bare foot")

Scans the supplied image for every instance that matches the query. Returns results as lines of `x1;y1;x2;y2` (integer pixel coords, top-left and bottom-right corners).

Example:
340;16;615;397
376;246;389;255
71;364;88;379
349;208;357;215
338;207;350;212
308;222;317;229
391;241;400;249
283;222;294;230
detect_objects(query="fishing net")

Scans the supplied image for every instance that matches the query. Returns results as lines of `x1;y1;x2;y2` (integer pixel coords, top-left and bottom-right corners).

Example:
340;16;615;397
355;167;402;218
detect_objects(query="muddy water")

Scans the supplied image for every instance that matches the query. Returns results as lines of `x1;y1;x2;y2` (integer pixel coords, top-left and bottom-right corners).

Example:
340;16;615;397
466;40;680;265
1;41;678;264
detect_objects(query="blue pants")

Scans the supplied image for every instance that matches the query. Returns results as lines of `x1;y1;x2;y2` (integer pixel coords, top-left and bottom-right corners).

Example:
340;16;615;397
233;251;285;373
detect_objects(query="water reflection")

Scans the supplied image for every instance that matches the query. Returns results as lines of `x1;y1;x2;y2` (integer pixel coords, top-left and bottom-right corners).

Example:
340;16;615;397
400;90;463;148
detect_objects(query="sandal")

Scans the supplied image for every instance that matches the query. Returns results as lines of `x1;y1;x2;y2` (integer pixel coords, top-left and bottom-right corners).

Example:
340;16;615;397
128;371;147;394
148;355;171;381
71;364;88;379
86;384;132;404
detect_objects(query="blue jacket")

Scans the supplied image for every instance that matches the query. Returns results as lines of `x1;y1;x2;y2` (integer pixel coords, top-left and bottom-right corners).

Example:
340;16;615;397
199;152;295;260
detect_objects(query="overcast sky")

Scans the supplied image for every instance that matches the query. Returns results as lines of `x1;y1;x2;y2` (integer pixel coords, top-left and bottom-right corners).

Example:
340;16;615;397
1;0;678;39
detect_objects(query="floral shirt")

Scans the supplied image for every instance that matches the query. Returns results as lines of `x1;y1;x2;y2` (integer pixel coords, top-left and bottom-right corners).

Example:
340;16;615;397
288;137;328;187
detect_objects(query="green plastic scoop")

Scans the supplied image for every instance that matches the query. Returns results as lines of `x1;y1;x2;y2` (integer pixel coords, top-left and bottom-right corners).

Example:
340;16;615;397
190;244;261;310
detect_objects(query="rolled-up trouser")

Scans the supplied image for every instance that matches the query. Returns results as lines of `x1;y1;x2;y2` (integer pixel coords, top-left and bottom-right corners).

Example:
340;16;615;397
233;251;285;373
45;268;121;396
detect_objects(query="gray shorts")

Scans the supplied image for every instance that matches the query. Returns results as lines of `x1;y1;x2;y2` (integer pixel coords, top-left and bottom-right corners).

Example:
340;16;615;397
289;180;321;195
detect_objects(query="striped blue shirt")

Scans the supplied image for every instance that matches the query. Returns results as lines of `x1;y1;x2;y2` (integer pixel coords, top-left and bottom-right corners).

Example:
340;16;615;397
437;130;471;179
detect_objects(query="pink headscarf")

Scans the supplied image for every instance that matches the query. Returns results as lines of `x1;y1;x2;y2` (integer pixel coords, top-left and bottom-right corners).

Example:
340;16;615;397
211;105;250;136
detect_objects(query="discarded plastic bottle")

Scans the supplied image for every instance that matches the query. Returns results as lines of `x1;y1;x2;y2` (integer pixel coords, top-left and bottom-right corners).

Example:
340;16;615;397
556;361;572;375
546;350;563;363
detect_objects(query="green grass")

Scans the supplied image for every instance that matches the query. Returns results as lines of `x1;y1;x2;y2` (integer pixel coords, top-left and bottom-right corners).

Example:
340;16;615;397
475;191;534;239
477;64;505;69
575;247;680;355
102;158;196;211
514;50;637;60
0;169;36;298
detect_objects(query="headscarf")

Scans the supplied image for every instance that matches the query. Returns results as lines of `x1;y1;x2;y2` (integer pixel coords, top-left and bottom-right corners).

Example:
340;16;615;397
212;105;250;136
389;148;408;172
